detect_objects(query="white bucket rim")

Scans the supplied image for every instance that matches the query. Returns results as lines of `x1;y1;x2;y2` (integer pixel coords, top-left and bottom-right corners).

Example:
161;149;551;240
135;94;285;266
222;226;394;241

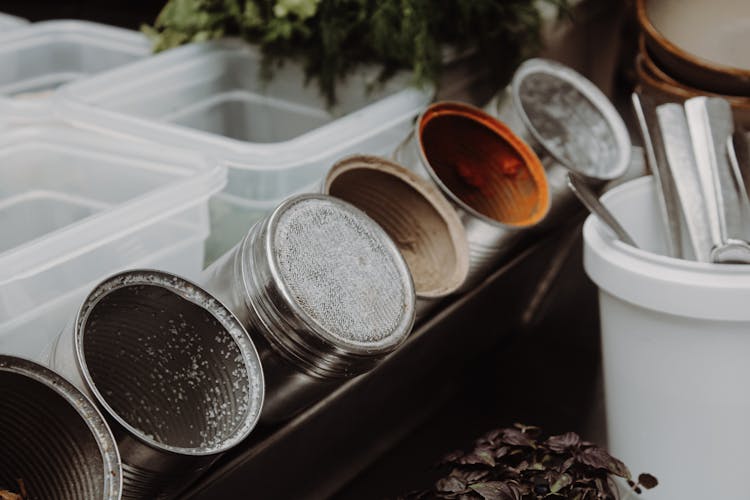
583;176;750;321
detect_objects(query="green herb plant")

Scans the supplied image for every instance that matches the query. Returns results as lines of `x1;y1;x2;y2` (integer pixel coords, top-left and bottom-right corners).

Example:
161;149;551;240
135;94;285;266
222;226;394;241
143;0;568;105
401;424;658;500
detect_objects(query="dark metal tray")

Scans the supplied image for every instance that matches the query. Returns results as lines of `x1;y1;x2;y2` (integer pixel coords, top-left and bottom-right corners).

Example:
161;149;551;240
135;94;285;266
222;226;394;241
183;228;573;499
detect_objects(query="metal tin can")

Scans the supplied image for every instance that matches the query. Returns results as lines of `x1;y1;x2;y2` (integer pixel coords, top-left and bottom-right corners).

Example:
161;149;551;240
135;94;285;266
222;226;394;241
322;155;469;320
0;354;122;499
202;193;416;422
394;101;551;287
485;58;631;226
50;270;264;500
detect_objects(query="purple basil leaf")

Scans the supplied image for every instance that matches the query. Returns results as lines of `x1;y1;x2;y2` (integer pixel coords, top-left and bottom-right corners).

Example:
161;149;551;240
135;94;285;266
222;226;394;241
436;477;467;493
578;447;631;478
469;481;521;500
502;428;534;447
460;449;496;467
548;472;573;493
638;473;658;489
546;432;582;453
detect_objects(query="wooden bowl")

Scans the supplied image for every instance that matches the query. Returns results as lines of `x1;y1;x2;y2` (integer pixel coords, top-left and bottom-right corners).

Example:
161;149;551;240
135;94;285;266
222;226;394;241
637;0;750;96
634;53;750;127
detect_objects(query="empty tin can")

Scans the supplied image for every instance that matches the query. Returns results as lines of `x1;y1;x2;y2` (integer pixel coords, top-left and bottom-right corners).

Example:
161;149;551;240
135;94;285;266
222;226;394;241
323;155;469;320
0;354;122;500
51;270;264;500
485;58;631;225
202;193;416;422
395;101;551;287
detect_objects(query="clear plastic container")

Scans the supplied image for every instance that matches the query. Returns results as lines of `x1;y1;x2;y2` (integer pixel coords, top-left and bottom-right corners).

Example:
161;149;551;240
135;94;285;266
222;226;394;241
59;40;433;259
0;122;225;362
0;12;28;32
0;20;149;97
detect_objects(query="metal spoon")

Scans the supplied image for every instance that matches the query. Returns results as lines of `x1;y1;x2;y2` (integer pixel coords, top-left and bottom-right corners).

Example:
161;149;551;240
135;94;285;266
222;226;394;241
567;172;638;247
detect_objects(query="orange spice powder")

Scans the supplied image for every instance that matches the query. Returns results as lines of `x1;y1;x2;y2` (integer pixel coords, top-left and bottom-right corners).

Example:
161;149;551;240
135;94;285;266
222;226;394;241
419;102;549;227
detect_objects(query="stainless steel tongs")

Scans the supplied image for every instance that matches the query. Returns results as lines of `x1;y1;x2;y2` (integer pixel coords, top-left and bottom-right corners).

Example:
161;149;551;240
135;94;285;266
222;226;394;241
633;92;750;264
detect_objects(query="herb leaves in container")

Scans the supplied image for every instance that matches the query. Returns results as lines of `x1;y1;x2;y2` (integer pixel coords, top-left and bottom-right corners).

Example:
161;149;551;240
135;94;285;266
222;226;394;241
144;0;569;104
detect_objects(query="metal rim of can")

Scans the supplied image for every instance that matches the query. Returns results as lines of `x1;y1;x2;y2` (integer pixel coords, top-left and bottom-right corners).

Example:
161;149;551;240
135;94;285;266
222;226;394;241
323;154;470;299
244;193;416;362
0;354;123;499
415;101;551;230
72;269;265;457
510;57;632;181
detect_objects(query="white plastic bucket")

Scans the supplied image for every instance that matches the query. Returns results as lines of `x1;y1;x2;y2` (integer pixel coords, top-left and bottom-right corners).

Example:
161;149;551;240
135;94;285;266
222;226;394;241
583;176;750;500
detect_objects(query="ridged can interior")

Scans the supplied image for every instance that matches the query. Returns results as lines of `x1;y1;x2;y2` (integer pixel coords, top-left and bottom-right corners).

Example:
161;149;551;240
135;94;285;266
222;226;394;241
0;355;121;500
77;272;263;455
325;155;468;298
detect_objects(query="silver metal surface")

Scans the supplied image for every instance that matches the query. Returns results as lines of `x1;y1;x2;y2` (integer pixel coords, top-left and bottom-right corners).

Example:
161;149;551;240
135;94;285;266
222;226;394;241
657;103;714;262
186;227;566;500
730;129;750;210
485;58;631;227
202;194;416;422
0;355;122;500
50;270;264;500
393;102;550;287
685;97;750;263
632;92;683;258
567;172;637;247
322;155;469;321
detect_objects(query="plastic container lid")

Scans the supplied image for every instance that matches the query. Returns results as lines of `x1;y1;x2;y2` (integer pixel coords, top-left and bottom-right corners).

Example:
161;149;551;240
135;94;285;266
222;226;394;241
60;39;434;202
0;12;28;32
0;20;149;97
583;176;750;321
0;121;225;325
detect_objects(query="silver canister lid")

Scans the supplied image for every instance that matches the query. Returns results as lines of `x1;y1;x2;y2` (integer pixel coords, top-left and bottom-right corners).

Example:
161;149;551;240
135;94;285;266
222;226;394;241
512;58;631;180
73;270;264;456
243;194;416;378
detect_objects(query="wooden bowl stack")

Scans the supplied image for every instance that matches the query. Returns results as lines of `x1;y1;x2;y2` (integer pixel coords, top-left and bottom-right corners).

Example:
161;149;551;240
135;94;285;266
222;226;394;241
635;0;750;126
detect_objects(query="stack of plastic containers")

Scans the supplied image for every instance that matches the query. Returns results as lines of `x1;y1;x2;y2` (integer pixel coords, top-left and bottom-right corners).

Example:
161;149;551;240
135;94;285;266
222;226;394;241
0;120;224;361
0;12;27;32
59;40;434;260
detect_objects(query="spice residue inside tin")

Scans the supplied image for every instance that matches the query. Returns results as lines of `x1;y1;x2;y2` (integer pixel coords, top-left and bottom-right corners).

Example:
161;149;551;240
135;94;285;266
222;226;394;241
420;107;547;227
82;282;256;452
518;72;618;178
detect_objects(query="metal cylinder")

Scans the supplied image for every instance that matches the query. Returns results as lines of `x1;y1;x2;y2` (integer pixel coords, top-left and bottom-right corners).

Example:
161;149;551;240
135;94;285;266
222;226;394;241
394;101;551;287
50;270;264;500
202;193;416;422
322;155;469;320
484;58;631;227
0;355;122;500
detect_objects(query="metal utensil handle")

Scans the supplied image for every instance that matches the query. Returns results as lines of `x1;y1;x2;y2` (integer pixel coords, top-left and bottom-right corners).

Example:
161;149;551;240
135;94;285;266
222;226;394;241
567;172;637;248
632;92;682;258
656;103;713;262
728;130;750;241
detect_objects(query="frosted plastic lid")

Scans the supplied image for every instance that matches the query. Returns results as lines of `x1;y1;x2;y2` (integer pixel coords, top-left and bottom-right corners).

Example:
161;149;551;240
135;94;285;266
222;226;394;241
269;195;415;350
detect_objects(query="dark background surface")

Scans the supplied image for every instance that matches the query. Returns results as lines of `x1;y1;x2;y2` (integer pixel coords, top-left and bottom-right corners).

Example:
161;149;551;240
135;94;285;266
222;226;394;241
0;1;162;28
0;3;607;498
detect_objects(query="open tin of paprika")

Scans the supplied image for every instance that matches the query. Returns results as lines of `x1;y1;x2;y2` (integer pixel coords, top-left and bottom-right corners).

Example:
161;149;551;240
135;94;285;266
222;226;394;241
201;193;416;422
485;58;631;224
0;355;122;500
395;101;551;287
322;155;469;320
50;270;264;500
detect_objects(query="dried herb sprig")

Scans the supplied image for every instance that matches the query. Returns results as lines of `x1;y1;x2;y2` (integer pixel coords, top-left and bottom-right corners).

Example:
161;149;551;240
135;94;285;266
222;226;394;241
0;479;27;500
400;424;657;500
143;0;569;105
